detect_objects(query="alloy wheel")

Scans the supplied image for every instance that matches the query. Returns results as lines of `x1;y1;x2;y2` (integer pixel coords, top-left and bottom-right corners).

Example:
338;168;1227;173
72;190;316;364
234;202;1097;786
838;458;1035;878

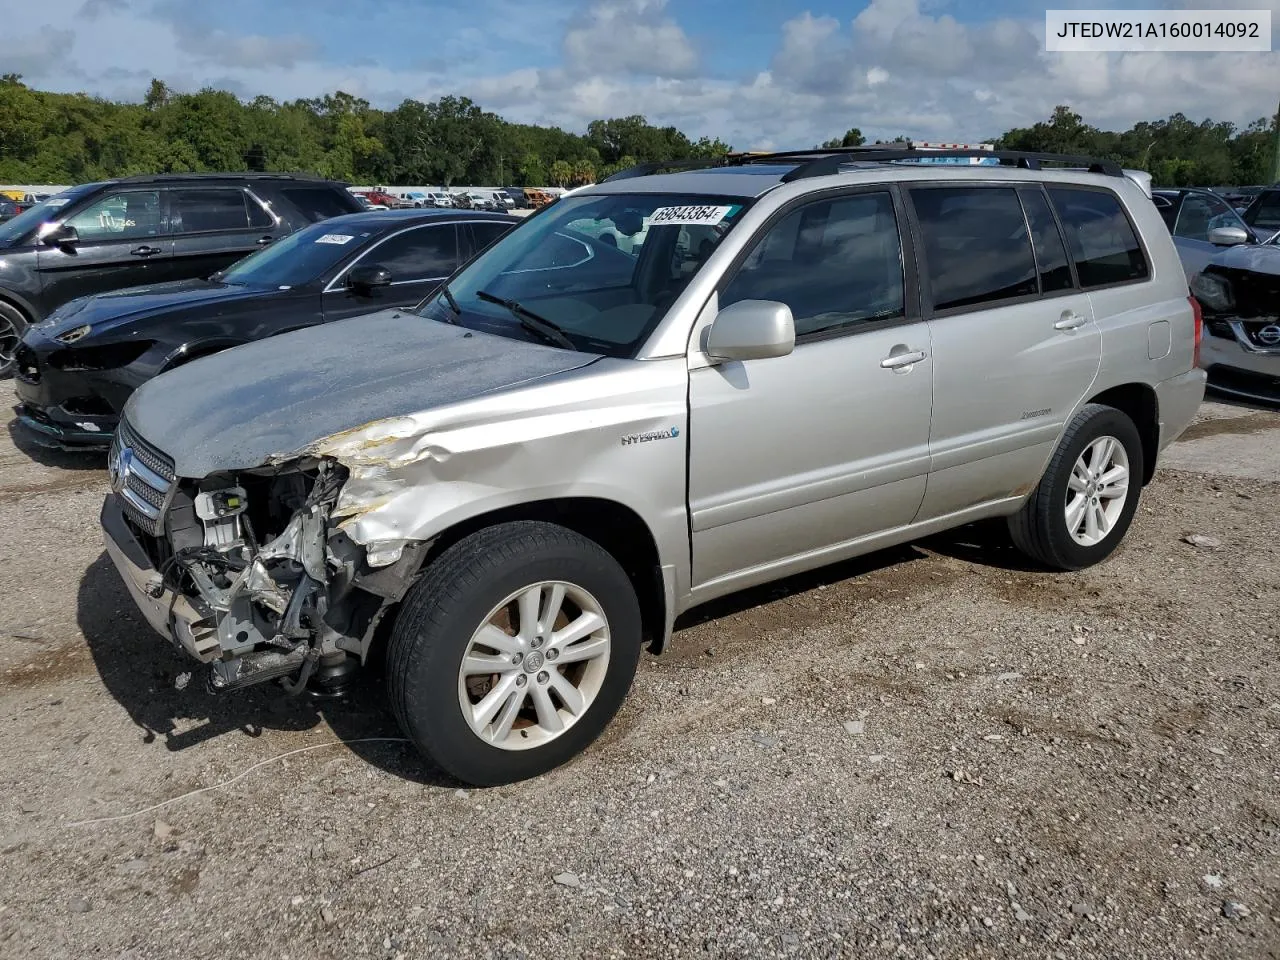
1065;435;1130;547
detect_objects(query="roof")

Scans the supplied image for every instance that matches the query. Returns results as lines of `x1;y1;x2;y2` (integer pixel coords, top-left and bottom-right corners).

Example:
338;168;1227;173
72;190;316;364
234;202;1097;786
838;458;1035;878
319;208;520;231
111;172;347;186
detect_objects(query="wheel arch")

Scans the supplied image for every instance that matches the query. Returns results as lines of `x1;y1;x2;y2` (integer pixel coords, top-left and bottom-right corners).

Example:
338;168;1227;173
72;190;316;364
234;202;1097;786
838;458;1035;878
410;497;670;654
1084;382;1159;485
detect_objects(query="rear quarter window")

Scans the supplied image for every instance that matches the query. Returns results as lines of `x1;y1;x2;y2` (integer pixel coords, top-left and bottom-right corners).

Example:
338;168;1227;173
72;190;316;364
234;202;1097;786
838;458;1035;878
1048;187;1149;288
280;187;364;223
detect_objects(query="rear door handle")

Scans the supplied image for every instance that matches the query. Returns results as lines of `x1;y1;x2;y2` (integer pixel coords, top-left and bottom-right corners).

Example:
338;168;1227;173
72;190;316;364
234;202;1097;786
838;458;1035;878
1054;311;1088;331
880;349;927;370
130;245;162;257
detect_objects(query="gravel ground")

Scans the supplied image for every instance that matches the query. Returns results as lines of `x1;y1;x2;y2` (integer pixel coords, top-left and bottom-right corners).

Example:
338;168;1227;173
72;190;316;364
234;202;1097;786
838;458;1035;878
1;399;1278;960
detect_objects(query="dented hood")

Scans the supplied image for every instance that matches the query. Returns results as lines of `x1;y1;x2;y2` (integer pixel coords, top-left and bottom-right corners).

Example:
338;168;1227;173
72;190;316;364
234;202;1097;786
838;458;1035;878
124;309;601;477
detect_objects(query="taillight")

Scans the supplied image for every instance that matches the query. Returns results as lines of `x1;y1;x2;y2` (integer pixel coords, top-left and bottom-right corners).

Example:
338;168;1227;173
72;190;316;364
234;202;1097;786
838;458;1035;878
1189;295;1203;368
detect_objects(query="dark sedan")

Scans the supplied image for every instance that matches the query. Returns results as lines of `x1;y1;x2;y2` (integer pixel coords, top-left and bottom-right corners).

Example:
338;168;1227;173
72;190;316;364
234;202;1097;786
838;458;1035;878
14;208;518;448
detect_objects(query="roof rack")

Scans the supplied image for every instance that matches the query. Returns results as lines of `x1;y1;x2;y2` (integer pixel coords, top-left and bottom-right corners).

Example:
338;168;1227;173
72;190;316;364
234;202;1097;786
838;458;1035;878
114;172;337;184
600;147;1124;185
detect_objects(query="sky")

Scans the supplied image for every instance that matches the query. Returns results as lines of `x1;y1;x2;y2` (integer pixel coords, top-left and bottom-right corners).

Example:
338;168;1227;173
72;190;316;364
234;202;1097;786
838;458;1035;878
3;0;1278;148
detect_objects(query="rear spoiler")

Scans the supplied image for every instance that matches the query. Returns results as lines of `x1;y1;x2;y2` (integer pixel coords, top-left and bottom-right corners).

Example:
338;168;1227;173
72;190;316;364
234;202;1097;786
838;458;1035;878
1121;169;1153;198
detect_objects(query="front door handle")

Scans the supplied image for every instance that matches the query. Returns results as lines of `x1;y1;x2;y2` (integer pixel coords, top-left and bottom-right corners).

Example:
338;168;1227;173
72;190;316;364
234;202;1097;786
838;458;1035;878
256;236;274;245
880;349;928;370
1054;310;1088;331
130;245;162;257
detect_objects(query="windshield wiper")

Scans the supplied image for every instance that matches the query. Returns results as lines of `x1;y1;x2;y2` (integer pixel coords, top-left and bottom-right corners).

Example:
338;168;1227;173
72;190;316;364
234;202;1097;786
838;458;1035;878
439;283;462;318
476;290;575;350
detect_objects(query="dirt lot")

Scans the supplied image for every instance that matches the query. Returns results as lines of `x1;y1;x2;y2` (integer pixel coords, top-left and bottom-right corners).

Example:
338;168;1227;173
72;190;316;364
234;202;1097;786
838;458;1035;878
1;398;1278;960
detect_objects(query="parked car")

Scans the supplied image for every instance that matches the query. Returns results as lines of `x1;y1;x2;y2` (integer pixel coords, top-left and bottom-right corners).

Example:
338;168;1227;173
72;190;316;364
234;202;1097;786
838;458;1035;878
524;188;557;208
101;148;1203;785
1189;231;1280;405
424;191;454;208
359;189;400;209
1152;187;1268;279
395;192;431;209
0;173;363;377
0;198;21;224
451;192;473;210
1221;185;1267;211
502;188;528;209
1239;186;1280;240
14;209;518;447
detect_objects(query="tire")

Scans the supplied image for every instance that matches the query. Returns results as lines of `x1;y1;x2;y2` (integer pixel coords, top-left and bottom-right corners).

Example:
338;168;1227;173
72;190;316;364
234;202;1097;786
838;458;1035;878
387;520;642;785
0;299;30;379
1008;403;1144;571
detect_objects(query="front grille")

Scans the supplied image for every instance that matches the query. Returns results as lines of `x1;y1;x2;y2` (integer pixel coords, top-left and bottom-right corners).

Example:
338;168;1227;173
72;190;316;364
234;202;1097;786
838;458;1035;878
1237;321;1280;351
109;417;177;536
15;343;39;384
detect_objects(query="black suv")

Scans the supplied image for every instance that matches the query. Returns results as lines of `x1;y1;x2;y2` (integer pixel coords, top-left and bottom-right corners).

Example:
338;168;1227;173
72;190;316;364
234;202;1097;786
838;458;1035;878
0;173;363;376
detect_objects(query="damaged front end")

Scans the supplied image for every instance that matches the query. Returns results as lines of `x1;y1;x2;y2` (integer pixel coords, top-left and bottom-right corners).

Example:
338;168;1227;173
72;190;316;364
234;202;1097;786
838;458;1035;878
106;424;421;695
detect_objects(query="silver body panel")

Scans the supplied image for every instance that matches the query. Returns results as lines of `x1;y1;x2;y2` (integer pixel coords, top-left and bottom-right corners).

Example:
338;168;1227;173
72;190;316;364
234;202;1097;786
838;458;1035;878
106;162;1206;654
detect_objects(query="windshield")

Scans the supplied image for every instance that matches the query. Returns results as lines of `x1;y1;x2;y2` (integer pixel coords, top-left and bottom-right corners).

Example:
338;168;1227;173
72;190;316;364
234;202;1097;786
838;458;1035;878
417;192;751;356
0;185;95;245
218;220;377;288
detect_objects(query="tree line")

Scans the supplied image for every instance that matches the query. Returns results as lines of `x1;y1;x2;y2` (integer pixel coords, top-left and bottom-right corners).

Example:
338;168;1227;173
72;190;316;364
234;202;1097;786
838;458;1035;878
0;76;1275;188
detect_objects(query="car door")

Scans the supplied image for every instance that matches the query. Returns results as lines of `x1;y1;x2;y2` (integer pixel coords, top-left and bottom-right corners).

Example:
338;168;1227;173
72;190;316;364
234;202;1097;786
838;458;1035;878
1170;191;1252;278
687;187;933;593
323;222;462;321
909;183;1101;521
34;188;171;307
163;186;280;284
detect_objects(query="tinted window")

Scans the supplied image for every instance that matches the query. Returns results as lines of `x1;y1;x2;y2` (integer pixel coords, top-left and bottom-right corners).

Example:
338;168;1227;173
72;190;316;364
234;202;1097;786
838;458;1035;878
911;187;1037;311
1048;187;1149;288
65;190;163;240
722;192;904;338
281;187;362;222
169;189;253;233
1242;190;1280;230
246;195;274;229
1019;188;1074;293
220;221;378;288
1174;192;1238;242
365;225;458;280
471;221;512;252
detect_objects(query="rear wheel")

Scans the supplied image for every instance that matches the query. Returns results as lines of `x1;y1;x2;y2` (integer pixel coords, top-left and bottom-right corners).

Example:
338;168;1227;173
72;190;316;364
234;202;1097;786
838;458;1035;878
1008;403;1144;570
0;300;29;378
387;521;642;785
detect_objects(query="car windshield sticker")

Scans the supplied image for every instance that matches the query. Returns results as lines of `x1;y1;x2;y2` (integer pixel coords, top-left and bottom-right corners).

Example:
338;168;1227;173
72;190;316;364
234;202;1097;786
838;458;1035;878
316;233;355;244
45;198;70;208
647;205;734;226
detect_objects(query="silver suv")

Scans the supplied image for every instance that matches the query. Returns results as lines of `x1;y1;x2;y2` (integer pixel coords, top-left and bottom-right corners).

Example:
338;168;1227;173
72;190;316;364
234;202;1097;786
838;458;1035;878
100;148;1205;785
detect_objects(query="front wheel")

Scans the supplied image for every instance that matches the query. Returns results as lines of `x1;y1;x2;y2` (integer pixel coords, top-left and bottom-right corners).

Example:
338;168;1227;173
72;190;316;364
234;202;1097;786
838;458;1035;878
0;300;29;378
1008;403;1144;570
387;521;642;785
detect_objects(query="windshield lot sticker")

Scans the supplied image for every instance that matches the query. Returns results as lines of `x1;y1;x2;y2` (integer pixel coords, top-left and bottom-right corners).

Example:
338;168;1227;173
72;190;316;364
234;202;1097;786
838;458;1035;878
621;426;680;446
316;233;355;244
647;205;733;226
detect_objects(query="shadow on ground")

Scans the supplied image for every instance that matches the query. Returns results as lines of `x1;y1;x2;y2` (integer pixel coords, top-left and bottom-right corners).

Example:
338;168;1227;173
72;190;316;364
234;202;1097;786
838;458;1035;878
77;551;461;787
7;417;106;471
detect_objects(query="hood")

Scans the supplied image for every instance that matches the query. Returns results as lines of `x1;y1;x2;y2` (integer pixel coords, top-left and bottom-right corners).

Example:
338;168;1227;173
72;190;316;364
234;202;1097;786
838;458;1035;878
1207;242;1280;278
124;309;601;477
37;279;277;339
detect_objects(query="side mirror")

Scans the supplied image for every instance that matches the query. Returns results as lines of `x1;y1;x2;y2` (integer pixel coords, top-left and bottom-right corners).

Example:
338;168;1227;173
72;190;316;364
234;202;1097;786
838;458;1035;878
43;223;79;247
1208;225;1250;247
706;299;796;362
347;264;392;294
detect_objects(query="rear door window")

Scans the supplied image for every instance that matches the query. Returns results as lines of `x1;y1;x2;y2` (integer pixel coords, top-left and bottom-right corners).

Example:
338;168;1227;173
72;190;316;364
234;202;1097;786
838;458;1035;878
168;189;261;234
281;187;363;222
909;186;1037;312
1018;188;1074;294
1048;187;1149;288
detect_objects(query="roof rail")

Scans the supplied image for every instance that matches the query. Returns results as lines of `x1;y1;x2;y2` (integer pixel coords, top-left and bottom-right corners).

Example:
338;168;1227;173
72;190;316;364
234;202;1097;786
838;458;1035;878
113;172;338;184
600;147;1125;186
773;147;1125;183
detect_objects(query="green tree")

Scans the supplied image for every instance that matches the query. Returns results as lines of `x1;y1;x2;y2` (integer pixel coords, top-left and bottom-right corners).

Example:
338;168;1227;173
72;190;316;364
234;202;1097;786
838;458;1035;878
821;128;864;149
549;159;573;187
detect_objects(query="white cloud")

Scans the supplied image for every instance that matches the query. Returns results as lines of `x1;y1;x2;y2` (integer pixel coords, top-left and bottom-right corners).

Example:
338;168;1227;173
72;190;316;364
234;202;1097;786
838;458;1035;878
4;0;1278;156
562;0;698;78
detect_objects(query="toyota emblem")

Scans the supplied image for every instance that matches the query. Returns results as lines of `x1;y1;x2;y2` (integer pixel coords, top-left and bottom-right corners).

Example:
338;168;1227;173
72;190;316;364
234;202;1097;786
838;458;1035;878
1258;324;1280;347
